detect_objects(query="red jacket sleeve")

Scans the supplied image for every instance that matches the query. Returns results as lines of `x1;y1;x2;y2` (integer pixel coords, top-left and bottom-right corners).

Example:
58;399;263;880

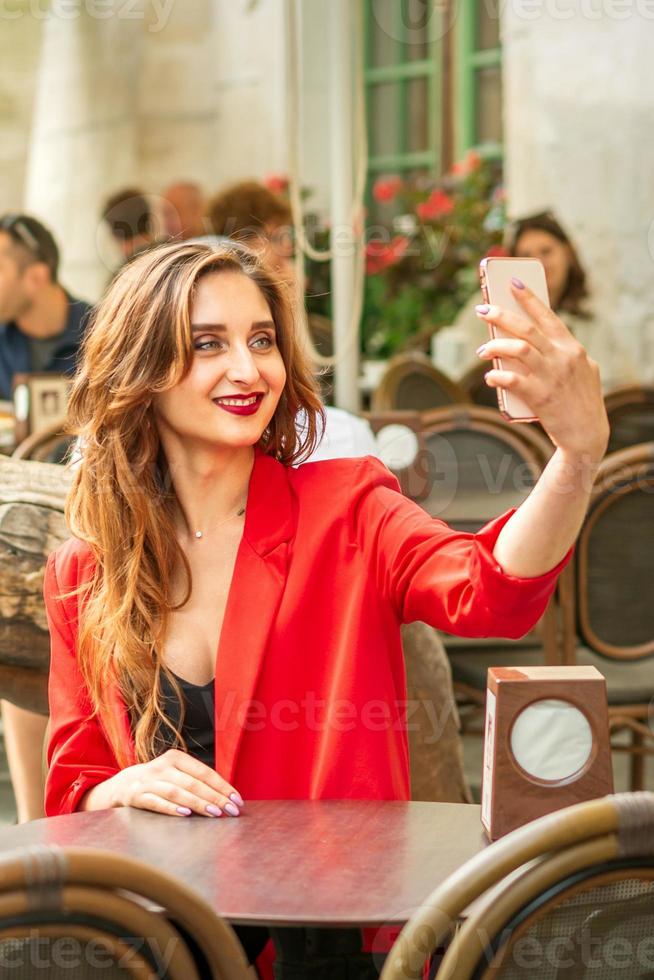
351;456;570;638
44;546;121;816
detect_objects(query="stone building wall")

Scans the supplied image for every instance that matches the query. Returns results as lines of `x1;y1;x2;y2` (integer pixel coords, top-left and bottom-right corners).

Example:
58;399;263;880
0;3;43;212
1;0;652;373
503;4;654;379
17;0;287;301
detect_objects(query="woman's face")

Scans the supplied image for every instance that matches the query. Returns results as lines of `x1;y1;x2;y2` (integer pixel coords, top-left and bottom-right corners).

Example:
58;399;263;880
514;228;572;308
153;270;287;452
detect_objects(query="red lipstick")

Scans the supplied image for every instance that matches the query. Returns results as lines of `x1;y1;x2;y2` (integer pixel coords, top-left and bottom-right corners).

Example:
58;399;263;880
212;393;264;417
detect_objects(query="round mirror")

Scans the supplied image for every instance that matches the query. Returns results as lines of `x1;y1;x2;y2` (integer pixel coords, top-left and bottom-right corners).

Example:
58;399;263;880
510;698;592;782
376;424;419;471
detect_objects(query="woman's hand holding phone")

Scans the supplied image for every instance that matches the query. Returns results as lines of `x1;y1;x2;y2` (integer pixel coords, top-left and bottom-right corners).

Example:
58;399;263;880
475;279;608;463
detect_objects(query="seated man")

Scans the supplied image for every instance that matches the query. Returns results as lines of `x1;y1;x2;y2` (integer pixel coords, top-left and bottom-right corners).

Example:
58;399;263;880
0;214;92;823
0;214;91;401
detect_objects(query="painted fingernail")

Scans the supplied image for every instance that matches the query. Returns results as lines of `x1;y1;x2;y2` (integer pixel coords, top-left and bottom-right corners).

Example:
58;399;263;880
476;344;487;355
475;304;491;314
206;804;222;818
511;277;525;289
229;792;244;807
176;806;192;816
224;802;240;817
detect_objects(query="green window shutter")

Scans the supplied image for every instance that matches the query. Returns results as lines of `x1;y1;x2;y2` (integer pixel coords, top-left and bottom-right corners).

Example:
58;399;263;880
364;0;443;179
456;0;503;161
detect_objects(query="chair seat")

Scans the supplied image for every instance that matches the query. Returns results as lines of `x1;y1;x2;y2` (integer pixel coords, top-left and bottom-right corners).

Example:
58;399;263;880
448;645;654;706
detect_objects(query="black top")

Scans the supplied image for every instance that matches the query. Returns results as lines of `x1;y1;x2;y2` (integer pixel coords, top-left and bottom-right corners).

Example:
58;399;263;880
159;670;215;769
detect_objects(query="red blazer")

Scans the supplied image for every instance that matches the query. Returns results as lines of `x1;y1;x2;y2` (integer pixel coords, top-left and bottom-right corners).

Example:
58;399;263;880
44;454;569;816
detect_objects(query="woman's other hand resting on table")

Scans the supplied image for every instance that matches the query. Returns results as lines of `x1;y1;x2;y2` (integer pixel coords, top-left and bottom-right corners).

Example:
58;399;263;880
78;748;244;818
475;278;609;579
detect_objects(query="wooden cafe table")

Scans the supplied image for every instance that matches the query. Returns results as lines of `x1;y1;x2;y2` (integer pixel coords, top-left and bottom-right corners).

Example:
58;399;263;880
0;800;487;930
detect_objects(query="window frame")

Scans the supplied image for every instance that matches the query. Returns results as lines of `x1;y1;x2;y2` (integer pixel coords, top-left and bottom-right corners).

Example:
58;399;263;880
455;0;503;160
363;0;443;178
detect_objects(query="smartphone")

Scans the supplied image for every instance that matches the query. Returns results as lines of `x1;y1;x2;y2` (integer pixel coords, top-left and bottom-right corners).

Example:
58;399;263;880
478;257;550;423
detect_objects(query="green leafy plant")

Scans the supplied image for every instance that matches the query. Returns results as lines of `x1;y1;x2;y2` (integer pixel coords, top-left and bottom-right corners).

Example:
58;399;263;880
361;153;507;358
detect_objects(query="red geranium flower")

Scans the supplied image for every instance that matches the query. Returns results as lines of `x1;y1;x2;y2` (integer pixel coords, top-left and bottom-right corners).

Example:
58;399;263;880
452;150;483;176
416;190;455;222
263;174;289;193
365;235;410;275
485;244;509;258
372;176;404;203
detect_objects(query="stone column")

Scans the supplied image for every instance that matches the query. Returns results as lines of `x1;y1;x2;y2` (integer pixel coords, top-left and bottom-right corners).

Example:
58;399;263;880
24;2;146;300
0;4;43;212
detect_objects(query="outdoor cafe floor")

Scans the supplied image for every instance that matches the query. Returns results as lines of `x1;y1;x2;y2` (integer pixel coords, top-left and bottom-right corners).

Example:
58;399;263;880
0;723;647;826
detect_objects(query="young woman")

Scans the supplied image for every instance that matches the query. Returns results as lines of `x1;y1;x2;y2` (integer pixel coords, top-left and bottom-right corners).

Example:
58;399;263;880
44;240;606;957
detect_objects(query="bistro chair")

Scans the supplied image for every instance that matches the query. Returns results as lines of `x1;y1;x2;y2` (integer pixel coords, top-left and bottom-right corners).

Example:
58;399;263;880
363;410;431;503
458;362;499;411
12;419;72;465
604;384;654;455
0;845;251;980
417;407;559;738
560;441;654;790
372;353;467;412
381;792;654;980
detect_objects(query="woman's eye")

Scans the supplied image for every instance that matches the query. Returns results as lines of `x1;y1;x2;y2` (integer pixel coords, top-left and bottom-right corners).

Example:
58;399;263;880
252;335;274;350
194;339;223;352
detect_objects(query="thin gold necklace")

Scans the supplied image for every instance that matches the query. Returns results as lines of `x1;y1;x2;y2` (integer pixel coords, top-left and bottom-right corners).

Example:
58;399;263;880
192;504;246;540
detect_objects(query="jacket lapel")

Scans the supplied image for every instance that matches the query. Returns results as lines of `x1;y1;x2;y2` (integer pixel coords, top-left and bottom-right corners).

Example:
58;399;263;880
213;452;294;782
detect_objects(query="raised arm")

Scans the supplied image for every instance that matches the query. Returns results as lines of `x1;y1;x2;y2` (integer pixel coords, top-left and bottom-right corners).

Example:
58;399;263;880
475;279;609;578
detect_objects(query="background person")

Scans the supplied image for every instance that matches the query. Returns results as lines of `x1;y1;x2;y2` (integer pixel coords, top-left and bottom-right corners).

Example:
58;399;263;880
437;211;637;390
208;179;295;286
0;214;91;401
162;181;207;240
0;213;92;824
101;188;157;269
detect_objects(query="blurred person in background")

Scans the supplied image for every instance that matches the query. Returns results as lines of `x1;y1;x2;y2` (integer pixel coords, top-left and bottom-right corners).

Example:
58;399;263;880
208;179;296;286
0;214;91;402
162;181;207;240
0;213;92;823
436;211;637;390
101;188;157;269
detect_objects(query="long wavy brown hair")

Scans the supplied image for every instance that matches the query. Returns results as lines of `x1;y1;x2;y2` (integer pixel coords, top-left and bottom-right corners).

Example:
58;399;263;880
64;241;324;767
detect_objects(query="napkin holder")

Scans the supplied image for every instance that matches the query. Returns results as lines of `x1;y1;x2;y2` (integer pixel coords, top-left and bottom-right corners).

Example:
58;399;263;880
481;665;613;840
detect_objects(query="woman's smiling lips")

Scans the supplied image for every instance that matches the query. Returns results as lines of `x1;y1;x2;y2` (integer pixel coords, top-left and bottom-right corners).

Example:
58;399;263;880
212;392;265;416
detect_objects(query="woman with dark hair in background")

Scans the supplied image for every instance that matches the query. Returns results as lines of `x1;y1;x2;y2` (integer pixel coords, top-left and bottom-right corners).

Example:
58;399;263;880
436;210;637;390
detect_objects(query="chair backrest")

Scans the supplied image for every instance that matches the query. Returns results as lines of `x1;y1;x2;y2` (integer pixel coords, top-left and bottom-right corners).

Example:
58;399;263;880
372;353;467;412
459;361;500;410
574;442;654;661
417;406;552;531
0;845;251;980
363;410;431;502
380;793;654;980
604;385;654;455
12;419;72;464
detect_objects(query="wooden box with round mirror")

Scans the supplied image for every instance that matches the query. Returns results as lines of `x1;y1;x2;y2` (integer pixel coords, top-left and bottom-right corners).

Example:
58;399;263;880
481;666;613;840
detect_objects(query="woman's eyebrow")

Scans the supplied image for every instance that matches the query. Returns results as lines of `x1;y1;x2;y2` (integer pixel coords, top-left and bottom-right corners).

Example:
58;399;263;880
191;320;275;333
